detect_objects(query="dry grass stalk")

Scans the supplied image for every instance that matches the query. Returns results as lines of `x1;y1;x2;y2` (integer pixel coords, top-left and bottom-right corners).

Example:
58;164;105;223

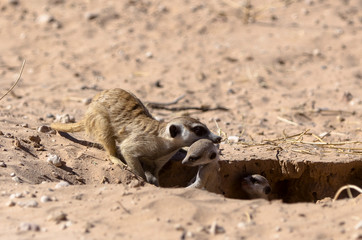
0;60;26;102
333;184;362;201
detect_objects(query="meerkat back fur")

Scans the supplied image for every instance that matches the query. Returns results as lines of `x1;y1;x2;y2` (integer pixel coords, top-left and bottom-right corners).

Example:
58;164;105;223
51;88;221;186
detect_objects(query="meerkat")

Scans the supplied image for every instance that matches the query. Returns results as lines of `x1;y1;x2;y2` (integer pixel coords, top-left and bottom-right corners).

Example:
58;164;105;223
50;88;221;186
181;139;220;189
182;139;271;199
241;174;271;199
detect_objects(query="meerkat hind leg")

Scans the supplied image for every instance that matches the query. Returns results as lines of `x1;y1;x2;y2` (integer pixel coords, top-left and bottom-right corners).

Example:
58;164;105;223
91;117;127;168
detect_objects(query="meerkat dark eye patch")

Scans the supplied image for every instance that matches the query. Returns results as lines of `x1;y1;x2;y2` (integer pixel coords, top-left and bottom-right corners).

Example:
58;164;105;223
249;176;257;184
169;124;180;138
210;152;217;160
192;126;207;136
188;155;201;162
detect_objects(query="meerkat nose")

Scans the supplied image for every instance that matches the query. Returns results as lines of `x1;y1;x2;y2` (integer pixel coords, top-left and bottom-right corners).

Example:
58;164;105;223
213;136;222;143
264;186;271;195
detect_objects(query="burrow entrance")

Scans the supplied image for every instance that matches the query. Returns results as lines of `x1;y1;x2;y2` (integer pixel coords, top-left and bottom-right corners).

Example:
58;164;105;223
159;153;362;203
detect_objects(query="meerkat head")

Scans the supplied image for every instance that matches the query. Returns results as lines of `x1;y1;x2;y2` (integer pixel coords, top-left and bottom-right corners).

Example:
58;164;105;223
182;139;219;166
166;117;221;146
241;174;271;199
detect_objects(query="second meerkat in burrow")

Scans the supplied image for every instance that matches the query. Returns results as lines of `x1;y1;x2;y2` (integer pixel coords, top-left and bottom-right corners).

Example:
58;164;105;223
50;88;221;186
182;139;271;199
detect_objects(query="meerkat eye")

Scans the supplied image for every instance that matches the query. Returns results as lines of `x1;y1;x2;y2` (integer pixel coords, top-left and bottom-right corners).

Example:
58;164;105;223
210;152;217;159
192;126;207;136
188;155;200;162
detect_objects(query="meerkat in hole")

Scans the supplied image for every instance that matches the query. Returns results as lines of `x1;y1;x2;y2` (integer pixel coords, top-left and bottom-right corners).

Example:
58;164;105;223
182;139;271;199
50;88;221;186
241;174;271;199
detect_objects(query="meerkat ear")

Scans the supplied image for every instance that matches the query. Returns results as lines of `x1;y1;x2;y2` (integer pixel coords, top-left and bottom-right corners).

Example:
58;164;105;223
169;124;180;138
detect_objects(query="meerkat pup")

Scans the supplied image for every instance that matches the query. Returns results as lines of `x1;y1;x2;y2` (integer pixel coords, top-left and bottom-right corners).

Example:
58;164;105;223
241;174;271;199
182;139;220;189
182;139;271;199
51;88;221;186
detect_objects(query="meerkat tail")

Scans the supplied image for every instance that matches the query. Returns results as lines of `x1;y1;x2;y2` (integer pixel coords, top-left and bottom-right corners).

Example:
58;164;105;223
50;121;85;133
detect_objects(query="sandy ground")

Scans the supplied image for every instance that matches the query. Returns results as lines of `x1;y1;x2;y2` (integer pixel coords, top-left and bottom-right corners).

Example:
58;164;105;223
0;0;362;239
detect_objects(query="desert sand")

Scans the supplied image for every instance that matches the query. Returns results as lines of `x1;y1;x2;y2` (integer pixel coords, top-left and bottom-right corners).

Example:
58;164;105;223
0;0;362;239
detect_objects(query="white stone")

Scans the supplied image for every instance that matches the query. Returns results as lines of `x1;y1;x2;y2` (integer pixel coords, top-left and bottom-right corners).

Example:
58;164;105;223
55;181;70;189
47;154;62;167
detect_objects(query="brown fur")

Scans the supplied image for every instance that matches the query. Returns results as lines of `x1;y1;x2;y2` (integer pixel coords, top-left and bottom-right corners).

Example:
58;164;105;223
51;88;221;185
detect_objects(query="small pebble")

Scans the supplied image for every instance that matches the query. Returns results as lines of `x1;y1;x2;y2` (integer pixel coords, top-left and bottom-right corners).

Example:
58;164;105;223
55;180;70;189
47;154;62;167
6;200;16;207
37;125;55;134
40;195;52;203
209;221;225;235
10;172;16;177
145;52;153;58
174;224;185;231
227;136;239;143
8;0;19;5
29;135;41;144
84;12;99;20
355;221;362;230
47;211;67;223
21;123;28;128
37;14;54;24
10;192;24;199
55;114;75;124
19;222;40;232
18;200;38;208
12;176;22;183
0;161;6;167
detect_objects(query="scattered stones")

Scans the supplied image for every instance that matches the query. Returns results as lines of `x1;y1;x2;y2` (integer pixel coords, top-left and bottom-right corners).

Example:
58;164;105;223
0;161;6;167
55;180;70;189
55;114;75;124
18;200;38;208
19;222;40;232
40;195;53;203
10;192;24;199
47;211;67;223
47;154;62;167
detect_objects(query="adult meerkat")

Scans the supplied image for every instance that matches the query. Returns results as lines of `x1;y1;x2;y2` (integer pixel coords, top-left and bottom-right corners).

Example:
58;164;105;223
182;139;271;199
182;139;220;189
51;88;221;186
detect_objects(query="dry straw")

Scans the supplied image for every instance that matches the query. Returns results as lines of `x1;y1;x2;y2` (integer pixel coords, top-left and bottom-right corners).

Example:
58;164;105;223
333;184;362;201
0;60;26;102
